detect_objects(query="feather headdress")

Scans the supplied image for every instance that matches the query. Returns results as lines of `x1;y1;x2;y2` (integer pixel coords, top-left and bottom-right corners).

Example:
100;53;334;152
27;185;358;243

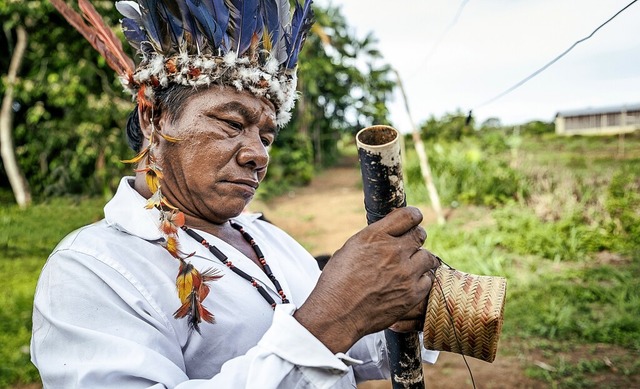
51;0;315;126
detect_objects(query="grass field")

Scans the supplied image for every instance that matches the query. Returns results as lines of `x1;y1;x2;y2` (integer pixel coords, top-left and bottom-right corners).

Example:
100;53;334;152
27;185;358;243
1;131;639;388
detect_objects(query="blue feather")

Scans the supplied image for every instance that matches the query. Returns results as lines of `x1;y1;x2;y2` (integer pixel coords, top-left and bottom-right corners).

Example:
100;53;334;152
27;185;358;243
255;15;264;50
259;0;279;46
173;0;204;53
115;1;142;22
158;2;184;49
272;0;291;63
186;0;223;49
229;0;259;55
121;17;146;50
138;0;166;53
285;0;314;69
202;0;230;52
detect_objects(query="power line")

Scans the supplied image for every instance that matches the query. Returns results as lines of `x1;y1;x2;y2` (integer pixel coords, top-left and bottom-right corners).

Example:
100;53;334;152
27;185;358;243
407;0;470;81
473;0;638;110
423;0;470;65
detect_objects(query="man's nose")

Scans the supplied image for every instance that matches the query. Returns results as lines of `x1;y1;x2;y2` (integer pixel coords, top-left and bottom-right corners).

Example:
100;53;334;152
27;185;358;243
236;129;269;170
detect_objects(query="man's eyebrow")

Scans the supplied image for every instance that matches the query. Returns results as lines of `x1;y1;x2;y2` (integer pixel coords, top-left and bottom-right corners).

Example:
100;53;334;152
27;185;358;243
217;101;259;122
216;101;278;135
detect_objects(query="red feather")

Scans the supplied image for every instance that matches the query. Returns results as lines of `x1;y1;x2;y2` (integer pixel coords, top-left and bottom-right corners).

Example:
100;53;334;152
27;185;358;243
50;0;134;78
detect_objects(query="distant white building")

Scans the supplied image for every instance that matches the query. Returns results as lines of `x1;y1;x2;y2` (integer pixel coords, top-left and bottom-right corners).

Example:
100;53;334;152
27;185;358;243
555;104;640;136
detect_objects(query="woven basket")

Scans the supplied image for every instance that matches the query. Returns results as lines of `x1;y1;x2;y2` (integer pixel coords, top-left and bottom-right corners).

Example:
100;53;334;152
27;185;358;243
423;266;507;363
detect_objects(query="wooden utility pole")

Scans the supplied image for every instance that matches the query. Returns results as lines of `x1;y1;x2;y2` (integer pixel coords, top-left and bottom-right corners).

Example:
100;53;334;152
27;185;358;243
1;25;31;208
393;69;445;225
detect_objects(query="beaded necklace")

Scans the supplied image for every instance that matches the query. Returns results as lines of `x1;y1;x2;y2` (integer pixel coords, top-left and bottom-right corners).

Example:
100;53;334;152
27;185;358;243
181;221;289;308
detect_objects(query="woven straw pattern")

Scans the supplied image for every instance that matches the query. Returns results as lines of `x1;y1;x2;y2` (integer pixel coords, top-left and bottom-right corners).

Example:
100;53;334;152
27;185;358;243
423;267;507;363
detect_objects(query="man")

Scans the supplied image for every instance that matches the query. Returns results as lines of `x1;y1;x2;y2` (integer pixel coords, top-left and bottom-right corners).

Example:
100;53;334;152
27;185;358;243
33;1;439;387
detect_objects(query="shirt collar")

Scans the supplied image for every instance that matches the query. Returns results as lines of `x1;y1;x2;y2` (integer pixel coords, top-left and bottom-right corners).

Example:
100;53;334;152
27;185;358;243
104;177;164;241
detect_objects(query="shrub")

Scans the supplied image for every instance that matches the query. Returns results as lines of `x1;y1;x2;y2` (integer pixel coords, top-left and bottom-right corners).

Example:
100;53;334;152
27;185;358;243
605;165;640;254
258;132;315;199
404;140;528;207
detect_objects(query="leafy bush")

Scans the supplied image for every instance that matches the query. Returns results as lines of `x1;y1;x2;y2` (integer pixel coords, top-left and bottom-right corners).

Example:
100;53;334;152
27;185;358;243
2;2;132;199
258;132;315;199
477;128;511;153
605;165;640;254
521;120;555;135
420;111;472;141
405;139;528;207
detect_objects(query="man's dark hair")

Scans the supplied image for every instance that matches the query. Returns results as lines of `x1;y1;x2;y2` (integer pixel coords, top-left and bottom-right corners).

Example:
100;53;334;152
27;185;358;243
125;84;198;152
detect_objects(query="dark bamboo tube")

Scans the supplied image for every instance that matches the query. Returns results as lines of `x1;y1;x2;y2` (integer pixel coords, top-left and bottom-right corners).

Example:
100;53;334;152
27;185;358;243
356;125;425;389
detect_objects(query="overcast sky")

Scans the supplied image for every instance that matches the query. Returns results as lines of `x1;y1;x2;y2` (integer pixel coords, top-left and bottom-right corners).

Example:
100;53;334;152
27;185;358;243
316;0;640;130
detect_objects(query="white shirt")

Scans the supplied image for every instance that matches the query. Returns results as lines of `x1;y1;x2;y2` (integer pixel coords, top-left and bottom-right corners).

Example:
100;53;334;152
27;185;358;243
31;177;395;388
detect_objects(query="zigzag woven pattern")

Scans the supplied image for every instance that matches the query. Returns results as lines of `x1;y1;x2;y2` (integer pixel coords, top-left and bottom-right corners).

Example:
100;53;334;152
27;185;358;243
423;267;507;363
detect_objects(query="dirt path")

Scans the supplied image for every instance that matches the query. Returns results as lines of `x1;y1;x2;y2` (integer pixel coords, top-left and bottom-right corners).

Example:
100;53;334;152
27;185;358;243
253;157;368;257
252;157;540;389
253;156;440;257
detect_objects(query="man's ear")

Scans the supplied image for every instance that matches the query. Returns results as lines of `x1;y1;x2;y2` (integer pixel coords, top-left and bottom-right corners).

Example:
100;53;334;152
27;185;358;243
138;104;163;138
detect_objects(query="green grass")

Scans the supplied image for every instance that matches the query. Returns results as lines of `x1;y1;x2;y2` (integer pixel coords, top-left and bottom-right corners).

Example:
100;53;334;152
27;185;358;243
518;339;640;388
414;132;640;386
0;198;105;388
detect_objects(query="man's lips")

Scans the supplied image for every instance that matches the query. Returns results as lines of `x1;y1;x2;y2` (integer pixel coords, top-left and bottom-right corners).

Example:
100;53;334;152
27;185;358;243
225;178;259;189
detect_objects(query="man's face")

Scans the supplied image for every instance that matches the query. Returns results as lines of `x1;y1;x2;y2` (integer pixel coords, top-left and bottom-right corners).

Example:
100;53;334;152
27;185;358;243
155;86;277;225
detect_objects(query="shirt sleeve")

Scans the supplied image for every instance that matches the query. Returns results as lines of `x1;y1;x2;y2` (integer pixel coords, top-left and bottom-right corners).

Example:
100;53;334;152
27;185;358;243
345;332;440;383
31;249;356;389
348;332;390;383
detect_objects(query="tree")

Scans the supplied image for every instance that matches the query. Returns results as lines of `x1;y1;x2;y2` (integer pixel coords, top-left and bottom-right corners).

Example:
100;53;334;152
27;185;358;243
0;1;132;201
287;4;395;167
522;120;555;135
1;23;31;207
420;110;473;141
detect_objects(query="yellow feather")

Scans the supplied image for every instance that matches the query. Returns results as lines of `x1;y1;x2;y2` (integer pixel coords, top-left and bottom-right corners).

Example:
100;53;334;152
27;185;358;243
262;26;272;52
176;263;194;303
120;145;150;164
145;170;160;193
160;132;182;143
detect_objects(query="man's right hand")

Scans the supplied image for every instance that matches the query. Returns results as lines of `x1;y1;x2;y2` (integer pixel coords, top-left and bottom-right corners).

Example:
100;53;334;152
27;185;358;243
294;207;439;353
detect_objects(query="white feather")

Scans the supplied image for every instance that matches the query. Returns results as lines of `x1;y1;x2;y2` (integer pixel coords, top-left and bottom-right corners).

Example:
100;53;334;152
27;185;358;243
115;1;141;20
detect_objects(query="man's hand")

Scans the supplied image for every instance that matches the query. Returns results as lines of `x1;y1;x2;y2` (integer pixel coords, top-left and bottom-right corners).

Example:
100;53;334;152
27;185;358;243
294;207;440;353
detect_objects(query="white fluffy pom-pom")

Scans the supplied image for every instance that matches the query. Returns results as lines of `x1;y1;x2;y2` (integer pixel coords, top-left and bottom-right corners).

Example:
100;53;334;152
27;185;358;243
276;110;292;127
203;59;216;70
236;57;250;65
265;58;279;74
135;68;151;82
150;56;165;74
224;51;237;66
159;75;169;87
